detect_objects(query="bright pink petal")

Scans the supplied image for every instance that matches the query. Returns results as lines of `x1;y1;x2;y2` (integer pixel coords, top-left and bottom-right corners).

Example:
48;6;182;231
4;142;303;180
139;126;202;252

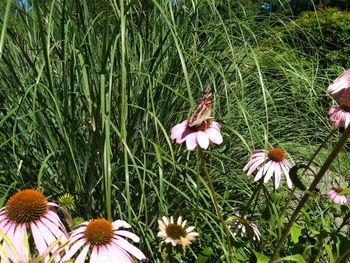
254;160;272;181
206;128;223;145
90;246;99;263
116;230;140;242
108;243;133;263
30;223;48;255
171;120;195;144
112;220;131;229
263;161;276;184
62;238;86;261
170;121;188;142
246;157;266;175
113;238;146;261
12;224;26;262
75;244;90;263
210;122;221;131
280;161;292;188
274;163;282;189
185;133;198;150
196;131;209;149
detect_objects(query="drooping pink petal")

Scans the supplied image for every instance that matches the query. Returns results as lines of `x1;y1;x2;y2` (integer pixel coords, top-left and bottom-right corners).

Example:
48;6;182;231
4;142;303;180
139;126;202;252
61;237;86;261
108;243;133;263
30;222;48;255
75;244;90;263
115;230;140;242
44;210;67;232
170;121;187;140
112;220;132;230
185;133;198;150
206;128;223;144
274;163;282;189
40;216;67;240
113;238;147;261
89;246;99;263
210;121;221;131
280;161;292;188
246;156;266;175
35;221;58;252
263;162;276;184
171;120;194;143
12;224;26;262
69;225;88;238
254;160;272;182
196;131;209;149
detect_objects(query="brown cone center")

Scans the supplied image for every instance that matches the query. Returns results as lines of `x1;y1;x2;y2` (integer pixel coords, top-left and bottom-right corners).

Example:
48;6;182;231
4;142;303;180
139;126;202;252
84;218;114;246
267;148;285;162
6;189;48;224
165;224;187;240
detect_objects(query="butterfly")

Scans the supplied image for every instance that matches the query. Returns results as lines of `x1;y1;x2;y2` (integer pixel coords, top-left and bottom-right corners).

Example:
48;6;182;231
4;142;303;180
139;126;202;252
187;86;213;128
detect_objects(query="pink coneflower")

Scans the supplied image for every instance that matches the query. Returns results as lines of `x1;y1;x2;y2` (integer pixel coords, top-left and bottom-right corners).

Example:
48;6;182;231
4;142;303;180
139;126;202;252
328;105;350;129
0;189;68;262
326;68;350;106
170;120;223;150
61;218;146;262
327;188;347;205
158;216;198;246
228;213;261;241
243;148;293;189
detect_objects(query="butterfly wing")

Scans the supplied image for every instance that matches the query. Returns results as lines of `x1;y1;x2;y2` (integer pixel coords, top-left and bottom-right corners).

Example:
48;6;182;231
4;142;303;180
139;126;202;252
188;86;212;128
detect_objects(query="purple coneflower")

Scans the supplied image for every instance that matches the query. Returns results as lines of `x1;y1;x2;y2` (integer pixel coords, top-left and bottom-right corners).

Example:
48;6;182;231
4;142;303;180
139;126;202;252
327;188;347;205
61;218;146;262
228;213;261;241
328;105;350;129
158;216;198;247
170;120;223;150
243;148;293;189
326;68;350;106
0;189;68;262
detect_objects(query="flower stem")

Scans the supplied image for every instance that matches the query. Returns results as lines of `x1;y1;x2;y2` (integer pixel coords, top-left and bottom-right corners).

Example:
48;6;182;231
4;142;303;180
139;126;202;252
270;126;350;262
198;148;233;261
279;129;336;218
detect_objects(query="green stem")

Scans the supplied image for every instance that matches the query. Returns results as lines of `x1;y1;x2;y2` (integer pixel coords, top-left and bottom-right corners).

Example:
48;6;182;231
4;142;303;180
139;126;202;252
270;126;350;262
198;148;233;261
279;129;336;217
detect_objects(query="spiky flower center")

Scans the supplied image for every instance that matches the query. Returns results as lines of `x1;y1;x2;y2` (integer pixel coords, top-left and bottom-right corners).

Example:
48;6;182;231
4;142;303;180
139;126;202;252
85;219;114;246
6;189;48;224
267;148;285;162
165;224;187;240
335;187;344;193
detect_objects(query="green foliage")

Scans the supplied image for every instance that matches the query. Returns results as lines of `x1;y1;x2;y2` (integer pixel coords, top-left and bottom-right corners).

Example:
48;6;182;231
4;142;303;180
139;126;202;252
276;8;350;69
0;0;350;262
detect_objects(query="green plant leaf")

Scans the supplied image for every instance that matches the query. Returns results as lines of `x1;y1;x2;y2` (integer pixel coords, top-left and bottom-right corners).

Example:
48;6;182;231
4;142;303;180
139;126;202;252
289;164;308;191
195;247;213;263
254;251;269;263
291;223;301;244
279;254;306;263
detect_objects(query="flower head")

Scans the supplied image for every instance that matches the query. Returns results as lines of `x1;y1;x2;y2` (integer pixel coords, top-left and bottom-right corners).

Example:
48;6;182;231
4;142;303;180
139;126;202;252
170;120;223;150
0;189;68;262
62;218;146;262
326;68;350;106
228;213;261;241
328;105;350;129
327;188;347;205
243;148;293;189
158;216;198;247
